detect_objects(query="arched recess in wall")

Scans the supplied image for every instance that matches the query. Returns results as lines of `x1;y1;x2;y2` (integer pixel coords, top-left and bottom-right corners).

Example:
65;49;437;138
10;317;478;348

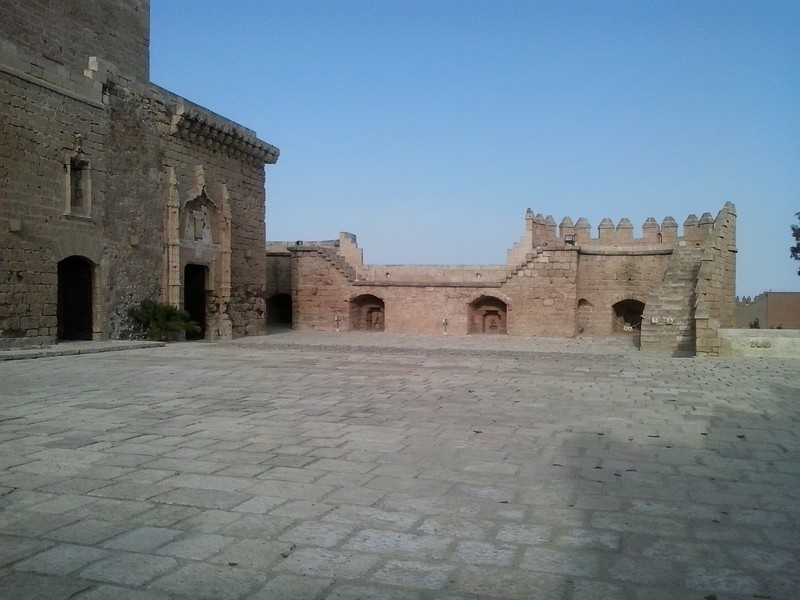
350;294;385;331
57;256;94;340
612;299;645;333
576;298;593;335
469;296;507;334
268;293;292;326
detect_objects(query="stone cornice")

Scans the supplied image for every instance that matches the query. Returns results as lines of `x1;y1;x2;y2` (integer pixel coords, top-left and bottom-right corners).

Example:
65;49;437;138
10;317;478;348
170;103;279;166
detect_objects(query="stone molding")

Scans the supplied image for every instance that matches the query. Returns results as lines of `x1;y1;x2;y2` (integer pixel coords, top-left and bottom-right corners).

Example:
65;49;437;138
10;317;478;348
170;102;279;166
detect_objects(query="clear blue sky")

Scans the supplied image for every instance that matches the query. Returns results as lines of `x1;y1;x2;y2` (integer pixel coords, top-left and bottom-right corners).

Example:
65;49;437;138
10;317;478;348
150;0;800;298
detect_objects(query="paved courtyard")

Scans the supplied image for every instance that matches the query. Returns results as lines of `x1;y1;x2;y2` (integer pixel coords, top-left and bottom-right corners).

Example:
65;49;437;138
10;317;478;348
1;331;798;600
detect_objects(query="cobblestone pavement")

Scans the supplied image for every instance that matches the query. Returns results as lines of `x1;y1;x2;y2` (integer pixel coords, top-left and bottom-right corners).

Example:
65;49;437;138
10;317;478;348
1;331;798;600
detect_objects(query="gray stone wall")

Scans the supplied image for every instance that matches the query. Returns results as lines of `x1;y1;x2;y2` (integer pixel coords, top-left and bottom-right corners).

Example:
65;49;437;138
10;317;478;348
0;0;149;82
1;5;278;346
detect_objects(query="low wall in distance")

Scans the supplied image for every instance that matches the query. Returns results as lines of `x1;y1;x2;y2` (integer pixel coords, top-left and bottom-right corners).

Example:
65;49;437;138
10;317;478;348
717;329;800;358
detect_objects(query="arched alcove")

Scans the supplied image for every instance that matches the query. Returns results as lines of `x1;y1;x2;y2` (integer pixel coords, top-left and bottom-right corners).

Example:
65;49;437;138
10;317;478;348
469;296;507;334
350;294;385;331
612;299;645;333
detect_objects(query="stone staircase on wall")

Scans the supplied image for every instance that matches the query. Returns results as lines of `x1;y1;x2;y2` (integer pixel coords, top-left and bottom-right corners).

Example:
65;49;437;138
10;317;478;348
641;247;705;354
316;246;359;282
502;249;546;284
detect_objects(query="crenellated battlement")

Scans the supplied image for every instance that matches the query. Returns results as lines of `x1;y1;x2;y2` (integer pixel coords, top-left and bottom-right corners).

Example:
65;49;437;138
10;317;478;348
520;208;727;246
506;202;735;271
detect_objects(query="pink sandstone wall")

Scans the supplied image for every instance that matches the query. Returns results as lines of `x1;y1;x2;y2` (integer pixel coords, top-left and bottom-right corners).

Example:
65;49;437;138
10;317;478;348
280;205;736;355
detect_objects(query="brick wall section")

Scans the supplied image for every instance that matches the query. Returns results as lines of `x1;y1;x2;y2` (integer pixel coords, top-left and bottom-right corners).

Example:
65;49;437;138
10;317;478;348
103;82;166;337
291;248;352;331
500;249;578;337
284;205;736;353
0;0;149;83
639;247;704;354
1;40;109;345
265;248;293;298
577;251;670;336
693;203;737;356
289;245;578;337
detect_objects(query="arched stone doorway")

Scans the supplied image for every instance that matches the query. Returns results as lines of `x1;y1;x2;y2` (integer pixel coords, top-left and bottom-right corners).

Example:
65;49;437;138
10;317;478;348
612;299;645;333
268;293;292;326
350;294;385;331
57;256;93;340
184;264;207;340
469;296;507;334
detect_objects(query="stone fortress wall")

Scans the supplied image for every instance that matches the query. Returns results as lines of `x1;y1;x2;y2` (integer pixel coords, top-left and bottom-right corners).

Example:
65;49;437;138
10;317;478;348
267;204;737;355
1;0;278;347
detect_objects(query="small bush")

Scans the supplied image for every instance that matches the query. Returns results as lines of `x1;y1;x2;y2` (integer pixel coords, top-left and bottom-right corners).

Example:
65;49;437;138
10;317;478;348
128;299;200;341
748;318;760;329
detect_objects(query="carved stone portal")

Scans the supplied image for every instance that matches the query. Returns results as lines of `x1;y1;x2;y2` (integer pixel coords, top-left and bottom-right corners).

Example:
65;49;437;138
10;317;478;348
165;166;232;340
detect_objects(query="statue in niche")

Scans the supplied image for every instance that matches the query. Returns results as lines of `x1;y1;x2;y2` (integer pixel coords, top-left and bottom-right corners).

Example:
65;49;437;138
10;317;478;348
183;200;213;244
192;204;211;242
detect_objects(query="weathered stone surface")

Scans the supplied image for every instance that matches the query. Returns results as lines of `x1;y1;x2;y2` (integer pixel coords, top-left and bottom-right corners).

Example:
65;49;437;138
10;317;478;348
0;333;797;599
1;1;277;347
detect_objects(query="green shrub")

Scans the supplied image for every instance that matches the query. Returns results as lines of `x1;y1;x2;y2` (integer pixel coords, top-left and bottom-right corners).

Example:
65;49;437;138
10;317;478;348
128;299;200;341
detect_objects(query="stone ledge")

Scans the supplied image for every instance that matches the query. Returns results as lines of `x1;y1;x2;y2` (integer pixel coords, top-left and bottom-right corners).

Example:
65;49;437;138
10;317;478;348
0;340;166;361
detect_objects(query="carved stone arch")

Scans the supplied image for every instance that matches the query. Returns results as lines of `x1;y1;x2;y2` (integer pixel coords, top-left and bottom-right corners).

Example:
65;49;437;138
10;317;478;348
51;237;105;339
468;295;508;334
350;294;385;331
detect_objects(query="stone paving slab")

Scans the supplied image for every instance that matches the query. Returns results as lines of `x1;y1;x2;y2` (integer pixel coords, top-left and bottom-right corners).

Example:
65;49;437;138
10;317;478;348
0;332;799;599
0;340;166;362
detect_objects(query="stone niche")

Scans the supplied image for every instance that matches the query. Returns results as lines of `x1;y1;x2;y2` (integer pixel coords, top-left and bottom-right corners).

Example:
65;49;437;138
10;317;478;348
350;294;385;331
469;296;508;334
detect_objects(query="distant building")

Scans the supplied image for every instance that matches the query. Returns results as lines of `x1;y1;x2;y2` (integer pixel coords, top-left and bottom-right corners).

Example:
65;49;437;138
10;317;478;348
1;1;278;347
267;204;738;356
736;293;800;329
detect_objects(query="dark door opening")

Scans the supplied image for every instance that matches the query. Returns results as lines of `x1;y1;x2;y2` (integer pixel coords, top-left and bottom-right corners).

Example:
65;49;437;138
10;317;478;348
184;264;207;340
612;299;645;333
57;256;93;340
267;293;292;326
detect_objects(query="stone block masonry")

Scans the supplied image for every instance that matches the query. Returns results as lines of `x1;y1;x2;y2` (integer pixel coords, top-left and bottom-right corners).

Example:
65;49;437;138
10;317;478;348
273;204;736;355
1;1;279;347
